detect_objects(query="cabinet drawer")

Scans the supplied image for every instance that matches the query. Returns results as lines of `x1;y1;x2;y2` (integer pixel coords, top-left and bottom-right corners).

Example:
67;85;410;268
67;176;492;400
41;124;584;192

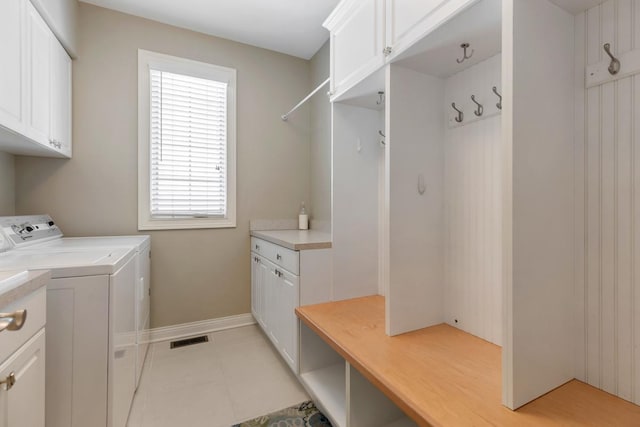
0;286;46;364
251;237;299;275
250;237;272;256
271;245;299;275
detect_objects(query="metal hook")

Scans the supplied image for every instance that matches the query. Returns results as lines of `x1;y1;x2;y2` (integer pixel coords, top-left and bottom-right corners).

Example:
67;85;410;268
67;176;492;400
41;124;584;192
603;43;620;75
492;86;502;110
376;91;385;105
456;43;474;64
470;95;483;117
451;103;463;123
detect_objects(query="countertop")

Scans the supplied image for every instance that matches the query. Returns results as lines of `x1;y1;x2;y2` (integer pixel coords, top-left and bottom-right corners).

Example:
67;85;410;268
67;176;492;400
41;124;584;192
0;270;50;308
250;230;332;250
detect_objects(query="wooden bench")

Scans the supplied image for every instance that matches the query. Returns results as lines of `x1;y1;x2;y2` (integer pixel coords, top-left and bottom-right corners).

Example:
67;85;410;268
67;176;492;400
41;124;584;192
296;295;640;426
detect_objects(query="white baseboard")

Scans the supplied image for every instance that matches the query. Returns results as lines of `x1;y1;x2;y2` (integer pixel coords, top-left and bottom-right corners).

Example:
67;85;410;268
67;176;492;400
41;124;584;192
145;313;256;344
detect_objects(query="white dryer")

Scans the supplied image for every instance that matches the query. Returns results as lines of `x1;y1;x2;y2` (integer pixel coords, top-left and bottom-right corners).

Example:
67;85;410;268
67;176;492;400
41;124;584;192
0;215;144;427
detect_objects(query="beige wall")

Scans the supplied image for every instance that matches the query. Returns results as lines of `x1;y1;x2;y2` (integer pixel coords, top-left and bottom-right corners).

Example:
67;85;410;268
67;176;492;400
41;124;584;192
309;41;331;231
15;3;311;328
0;152;15;215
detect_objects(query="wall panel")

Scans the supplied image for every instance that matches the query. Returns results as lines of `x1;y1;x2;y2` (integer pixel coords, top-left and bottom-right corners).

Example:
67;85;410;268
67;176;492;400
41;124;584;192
444;54;502;346
579;0;640;404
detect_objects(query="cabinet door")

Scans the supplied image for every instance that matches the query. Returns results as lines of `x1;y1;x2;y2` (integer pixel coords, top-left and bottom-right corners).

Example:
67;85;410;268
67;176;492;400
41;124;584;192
0;329;46;427
252;255;269;330
0;0;25;135
25;1;51;146
50;38;72;157
250;254;259;321
326;0;385;100
279;270;300;373
386;0;477;60
265;262;281;347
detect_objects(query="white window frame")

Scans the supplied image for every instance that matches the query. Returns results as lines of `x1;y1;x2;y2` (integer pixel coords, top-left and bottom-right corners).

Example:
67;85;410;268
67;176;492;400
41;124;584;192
137;49;237;230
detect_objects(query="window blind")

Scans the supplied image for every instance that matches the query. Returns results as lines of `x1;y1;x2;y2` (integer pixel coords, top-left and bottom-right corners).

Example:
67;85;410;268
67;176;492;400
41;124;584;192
149;69;228;218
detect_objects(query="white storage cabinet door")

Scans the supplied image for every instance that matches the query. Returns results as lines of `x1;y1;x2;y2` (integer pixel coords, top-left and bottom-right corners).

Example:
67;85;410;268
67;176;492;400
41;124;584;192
50;38;72;157
386;0;479;60
0;329;46;427
25;0;51;147
279;269;300;373
252;254;269;330
0;0;26;135
326;0;385;99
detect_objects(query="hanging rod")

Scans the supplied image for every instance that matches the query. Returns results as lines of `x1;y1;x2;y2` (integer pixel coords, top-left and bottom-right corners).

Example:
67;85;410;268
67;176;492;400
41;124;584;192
281;77;330;121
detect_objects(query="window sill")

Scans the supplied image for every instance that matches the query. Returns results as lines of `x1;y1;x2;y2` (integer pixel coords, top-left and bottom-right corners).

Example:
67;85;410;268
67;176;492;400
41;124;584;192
138;217;236;231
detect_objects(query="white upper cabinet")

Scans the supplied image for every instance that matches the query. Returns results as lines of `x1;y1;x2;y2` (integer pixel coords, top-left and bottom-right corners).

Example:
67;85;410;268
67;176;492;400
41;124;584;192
0;0;72;158
323;0;479;98
323;0;385;101
0;0;26;135
385;0;478;61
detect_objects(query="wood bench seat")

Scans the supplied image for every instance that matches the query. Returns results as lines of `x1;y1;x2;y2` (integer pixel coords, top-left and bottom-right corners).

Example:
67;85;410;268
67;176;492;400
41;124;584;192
296;295;640;427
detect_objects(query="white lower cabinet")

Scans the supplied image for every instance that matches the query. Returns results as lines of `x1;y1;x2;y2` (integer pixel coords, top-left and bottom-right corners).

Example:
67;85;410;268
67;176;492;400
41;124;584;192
0;285;47;427
250;236;331;374
0;330;46;427
251;252;299;372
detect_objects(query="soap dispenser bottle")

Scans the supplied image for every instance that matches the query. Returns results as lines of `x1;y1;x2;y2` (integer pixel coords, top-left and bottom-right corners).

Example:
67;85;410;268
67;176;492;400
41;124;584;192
298;202;309;230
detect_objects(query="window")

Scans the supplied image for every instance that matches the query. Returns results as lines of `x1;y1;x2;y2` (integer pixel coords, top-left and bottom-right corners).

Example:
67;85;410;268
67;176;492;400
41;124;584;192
138;50;236;230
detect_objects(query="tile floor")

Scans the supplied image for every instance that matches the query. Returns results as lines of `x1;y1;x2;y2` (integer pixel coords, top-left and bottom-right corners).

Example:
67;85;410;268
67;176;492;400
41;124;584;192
127;325;309;427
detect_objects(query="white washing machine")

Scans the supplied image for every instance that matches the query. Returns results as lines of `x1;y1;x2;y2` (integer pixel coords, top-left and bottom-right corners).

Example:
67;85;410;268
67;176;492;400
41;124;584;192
0;215;147;427
21;219;152;388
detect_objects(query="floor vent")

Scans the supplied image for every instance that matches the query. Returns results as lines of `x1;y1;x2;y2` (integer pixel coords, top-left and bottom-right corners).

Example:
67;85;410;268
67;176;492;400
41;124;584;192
170;335;209;349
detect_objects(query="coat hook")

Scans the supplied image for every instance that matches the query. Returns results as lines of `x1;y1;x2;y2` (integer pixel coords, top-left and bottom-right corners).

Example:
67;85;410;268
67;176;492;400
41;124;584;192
376;91;385;105
456;43;474;64
603;43;620;75
470;95;483;117
492;86;502;110
451;103;463;123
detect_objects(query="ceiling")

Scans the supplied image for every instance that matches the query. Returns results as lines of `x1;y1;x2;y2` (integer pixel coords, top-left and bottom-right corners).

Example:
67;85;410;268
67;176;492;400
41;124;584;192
79;0;340;59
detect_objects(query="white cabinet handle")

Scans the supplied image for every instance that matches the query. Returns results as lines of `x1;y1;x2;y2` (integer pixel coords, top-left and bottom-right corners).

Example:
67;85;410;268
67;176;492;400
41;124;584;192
0;309;27;333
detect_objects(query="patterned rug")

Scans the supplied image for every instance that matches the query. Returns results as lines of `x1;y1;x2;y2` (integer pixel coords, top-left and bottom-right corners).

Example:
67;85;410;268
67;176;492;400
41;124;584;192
232;401;332;427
